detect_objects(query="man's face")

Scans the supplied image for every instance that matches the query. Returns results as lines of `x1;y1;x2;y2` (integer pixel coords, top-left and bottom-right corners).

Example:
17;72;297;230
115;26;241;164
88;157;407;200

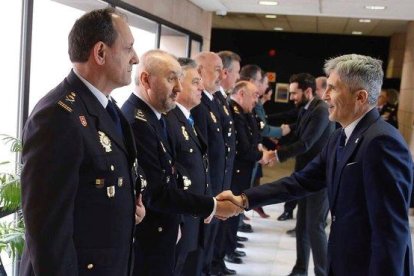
242;84;259;113
200;55;223;93
250;71;263;95
289;82;308;107
106;15;139;90
315;78;326;98
377;90;387;106
147;56;183;113
177;68;203;109
221;60;240;90
324;71;360;127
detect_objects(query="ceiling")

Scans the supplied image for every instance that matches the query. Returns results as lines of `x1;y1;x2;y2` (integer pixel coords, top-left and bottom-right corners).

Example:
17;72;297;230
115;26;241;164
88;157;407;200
189;0;412;36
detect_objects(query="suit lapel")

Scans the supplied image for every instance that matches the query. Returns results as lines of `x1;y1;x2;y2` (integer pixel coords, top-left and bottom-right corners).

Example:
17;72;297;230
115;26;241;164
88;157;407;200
173;107;202;150
331;108;380;209
67;71;128;155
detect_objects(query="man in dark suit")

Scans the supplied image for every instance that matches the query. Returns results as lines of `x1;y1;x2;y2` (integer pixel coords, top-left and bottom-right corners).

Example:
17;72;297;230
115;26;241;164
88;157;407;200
166;57;209;276
276;73;334;276
217;54;414;276
121;50;240;276
20;8;145;276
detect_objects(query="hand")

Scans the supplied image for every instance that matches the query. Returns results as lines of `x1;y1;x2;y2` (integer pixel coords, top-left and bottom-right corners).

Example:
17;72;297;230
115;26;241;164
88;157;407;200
215;199;243;220
281;124;291;136
135;194;146;224
216;190;243;208
259;150;276;165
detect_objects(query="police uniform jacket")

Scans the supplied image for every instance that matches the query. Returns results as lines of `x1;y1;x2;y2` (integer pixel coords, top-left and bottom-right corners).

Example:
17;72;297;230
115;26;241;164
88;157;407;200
166;106;210;252
20;70;137;276
214;90;236;190
121;94;214;275
244;108;414;276
191;92;226;196
229;100;263;194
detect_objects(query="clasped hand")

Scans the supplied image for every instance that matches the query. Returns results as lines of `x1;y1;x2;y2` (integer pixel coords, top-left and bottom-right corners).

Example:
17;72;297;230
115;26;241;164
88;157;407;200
214;190;244;220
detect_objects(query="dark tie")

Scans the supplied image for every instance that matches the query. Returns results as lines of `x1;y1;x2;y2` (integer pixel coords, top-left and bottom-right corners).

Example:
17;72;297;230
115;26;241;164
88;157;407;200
336;129;346;163
106;99;123;138
159;116;168;141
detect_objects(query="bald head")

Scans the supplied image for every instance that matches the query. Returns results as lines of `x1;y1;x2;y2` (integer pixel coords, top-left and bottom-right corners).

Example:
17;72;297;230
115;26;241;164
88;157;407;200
231;81;259;113
194;51;223;93
135;49;182;113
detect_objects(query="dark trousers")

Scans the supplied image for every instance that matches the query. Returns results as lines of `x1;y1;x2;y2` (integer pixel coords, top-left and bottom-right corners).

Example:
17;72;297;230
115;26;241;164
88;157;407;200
283;200;297;214
292;190;329;276
202;222;220;274
212;220;233;268
175;248;203;276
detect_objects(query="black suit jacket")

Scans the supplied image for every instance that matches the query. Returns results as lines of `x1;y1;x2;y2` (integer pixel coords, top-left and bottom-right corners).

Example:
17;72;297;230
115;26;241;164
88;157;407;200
21;70;137;276
191;92;226;196
166;106;210;252
121;94;214;275
245;108;414;276
229;100;263;194
277;97;334;171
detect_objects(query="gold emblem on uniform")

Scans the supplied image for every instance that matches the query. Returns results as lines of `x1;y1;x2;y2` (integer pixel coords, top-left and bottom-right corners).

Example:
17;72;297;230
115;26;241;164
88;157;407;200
181;126;189;140
160;141;166;153
65;92;76;104
210;112;217;123
233;105;240;114
57;101;73;113
107;185;115;198
135;109;147;121
79;116;87;127
95;178;104;188
183;176;192;190
223;106;230;116
118;177;123;187
98;131;112;152
260;121;265;130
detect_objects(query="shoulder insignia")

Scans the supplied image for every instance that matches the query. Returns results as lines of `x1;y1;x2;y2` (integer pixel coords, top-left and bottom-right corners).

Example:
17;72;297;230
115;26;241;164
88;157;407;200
135;109;147;122
210;112;217;123
65;91;76;105
233;105;240;114
57;100;73;113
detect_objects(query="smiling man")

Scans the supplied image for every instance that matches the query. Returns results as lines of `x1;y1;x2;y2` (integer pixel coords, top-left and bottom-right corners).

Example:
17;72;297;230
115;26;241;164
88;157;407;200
217;54;414;276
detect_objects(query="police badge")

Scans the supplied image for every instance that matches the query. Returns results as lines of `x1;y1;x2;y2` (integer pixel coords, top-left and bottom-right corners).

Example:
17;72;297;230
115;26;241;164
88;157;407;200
181;126;189;140
98;131;112;152
210;112;217;123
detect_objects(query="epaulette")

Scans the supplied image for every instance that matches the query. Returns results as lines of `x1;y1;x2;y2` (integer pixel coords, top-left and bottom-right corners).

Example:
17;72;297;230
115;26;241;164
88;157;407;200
57;91;77;113
135;109;147;122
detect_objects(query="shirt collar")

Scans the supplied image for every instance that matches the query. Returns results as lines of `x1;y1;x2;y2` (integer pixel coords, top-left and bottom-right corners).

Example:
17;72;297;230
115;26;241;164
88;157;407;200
219;86;227;98
133;90;162;119
304;97;314;110
73;69;109;108
176;102;191;119
203;90;214;101
343;108;373;145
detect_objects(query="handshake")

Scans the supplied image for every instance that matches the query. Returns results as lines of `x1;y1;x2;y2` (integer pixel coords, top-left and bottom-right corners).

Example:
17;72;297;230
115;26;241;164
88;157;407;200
207;190;246;222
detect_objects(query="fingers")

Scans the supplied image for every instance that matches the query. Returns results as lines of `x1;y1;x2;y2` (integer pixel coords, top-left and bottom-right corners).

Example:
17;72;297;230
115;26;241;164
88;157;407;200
216;190;234;201
135;194;146;224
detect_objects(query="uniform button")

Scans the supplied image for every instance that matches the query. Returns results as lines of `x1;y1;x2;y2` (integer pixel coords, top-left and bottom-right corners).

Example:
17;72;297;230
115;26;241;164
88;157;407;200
158;227;163;232
217;128;220;132
332;216;336;222
206;183;209;187
236;170;240;173
225;169;227;173
189;148;193;153
87;264;94;270
110;165;115;171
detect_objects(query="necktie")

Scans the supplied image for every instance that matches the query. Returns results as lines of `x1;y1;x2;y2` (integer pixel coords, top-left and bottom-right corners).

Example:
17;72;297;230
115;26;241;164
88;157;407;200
187;115;194;128
159;116;168;141
106;99;123;138
336;129;346;162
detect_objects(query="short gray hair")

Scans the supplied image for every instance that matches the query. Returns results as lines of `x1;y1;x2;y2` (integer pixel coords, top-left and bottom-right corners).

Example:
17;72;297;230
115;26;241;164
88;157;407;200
324;54;383;105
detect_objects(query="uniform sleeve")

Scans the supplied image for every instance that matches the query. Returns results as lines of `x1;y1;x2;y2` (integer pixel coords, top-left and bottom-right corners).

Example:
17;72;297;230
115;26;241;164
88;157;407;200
234;113;263;162
21;105;82;275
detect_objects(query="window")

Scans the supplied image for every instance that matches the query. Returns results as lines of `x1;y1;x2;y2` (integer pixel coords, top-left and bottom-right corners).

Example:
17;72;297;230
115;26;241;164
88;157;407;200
160;25;188;58
190;39;202;58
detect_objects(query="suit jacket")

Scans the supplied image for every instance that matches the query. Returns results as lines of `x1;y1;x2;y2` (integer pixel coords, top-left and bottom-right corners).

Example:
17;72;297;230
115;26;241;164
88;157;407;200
121;94;214;275
245;108;414;276
277;97;334;171
166;106;210;252
229;100;263;194
21;70;137;276
191;92;226;196
214;91;236;190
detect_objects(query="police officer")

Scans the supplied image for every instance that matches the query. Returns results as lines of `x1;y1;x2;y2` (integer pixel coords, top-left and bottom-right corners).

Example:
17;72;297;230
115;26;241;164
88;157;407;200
20;8;145;276
121;50;240;276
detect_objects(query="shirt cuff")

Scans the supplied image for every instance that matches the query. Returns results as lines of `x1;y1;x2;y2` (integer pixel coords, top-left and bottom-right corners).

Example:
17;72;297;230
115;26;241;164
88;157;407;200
204;198;217;223
275;150;280;162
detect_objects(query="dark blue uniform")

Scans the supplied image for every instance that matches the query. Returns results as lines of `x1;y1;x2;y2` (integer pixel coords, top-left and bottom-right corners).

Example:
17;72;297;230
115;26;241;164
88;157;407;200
121;94;214;276
166;106;210;276
21;70;137;276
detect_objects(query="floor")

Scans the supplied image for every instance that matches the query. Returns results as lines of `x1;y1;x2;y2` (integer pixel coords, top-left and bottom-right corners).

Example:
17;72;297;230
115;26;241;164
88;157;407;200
225;160;414;276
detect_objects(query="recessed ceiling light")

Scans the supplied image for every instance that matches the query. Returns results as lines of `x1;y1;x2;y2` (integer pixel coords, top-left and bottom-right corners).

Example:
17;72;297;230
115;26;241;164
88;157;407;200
359;19;371;23
259;1;278;6
265;15;277;19
352;31;363;35
274;27;283;31
365;5;386;10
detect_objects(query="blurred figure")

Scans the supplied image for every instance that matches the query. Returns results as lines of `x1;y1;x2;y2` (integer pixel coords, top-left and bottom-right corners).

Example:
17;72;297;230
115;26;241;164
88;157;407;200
377;88;399;128
315;76;327;98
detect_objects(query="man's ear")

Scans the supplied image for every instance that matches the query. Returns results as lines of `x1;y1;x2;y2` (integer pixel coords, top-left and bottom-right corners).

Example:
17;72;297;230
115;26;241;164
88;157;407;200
304;87;313;98
140;71;151;89
93;42;106;65
356;89;369;104
197;65;203;75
